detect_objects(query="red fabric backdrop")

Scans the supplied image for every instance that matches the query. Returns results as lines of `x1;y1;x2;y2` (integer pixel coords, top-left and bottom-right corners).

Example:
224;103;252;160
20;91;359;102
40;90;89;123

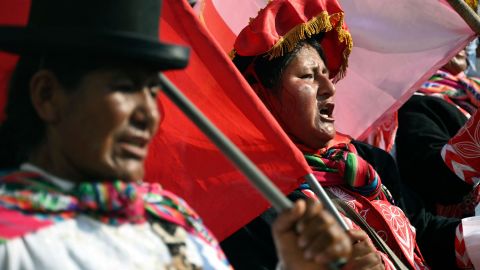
0;0;311;240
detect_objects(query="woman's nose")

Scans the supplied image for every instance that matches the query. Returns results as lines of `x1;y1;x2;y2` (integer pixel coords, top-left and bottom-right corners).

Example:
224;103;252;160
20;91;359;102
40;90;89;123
131;89;160;132
317;77;336;99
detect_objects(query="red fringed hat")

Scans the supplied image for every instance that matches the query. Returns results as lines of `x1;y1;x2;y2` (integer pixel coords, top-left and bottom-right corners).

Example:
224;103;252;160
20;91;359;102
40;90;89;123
232;0;352;81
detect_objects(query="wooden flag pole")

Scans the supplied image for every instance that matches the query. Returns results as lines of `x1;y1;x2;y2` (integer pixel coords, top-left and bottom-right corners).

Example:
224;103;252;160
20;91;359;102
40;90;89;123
447;0;480;35
158;73;293;212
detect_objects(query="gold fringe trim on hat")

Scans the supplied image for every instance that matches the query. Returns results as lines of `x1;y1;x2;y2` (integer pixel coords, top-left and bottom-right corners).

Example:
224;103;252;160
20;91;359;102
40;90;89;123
229;11;353;81
267;11;352;81
228;11;354;82
229;49;237;60
332;13;353;82
268;11;331;58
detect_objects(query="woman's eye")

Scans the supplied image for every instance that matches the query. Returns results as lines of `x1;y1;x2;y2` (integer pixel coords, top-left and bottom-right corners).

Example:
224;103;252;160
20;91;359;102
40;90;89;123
301;74;314;79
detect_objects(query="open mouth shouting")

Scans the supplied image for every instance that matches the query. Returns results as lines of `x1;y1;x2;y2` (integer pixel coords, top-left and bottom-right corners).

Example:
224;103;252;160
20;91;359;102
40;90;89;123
318;102;335;122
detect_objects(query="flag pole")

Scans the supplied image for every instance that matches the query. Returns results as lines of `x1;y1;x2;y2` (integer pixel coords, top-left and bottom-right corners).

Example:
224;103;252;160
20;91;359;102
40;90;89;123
304;174;350;231
305;174;349;268
158;73;293;211
446;0;480;35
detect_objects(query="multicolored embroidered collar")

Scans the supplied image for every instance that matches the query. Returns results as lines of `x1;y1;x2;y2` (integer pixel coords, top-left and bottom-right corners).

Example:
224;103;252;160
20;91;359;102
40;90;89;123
304;143;385;200
0;169;217;248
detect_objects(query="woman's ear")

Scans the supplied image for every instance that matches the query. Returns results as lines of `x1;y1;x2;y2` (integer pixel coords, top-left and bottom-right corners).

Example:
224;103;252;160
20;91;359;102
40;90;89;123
29;70;66;124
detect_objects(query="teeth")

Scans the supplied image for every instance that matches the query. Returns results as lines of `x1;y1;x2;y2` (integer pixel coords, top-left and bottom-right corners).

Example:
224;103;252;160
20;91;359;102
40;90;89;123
320;108;330;115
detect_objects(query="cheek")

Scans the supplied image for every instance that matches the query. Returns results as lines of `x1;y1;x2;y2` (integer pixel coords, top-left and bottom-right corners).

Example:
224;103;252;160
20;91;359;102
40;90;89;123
96;96;133;151
107;94;135;125
65;96;132;159
275;89;317;132
285;88;317;121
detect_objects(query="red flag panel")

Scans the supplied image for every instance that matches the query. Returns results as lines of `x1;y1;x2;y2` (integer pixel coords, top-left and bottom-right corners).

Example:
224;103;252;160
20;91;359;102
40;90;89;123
0;0;310;241
0;0;30;122
146;0;310;240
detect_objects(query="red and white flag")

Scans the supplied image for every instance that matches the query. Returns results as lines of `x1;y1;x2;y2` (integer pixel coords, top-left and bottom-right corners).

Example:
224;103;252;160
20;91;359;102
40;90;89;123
148;0;312;240
0;0;310;240
196;0;476;139
2;0;476;241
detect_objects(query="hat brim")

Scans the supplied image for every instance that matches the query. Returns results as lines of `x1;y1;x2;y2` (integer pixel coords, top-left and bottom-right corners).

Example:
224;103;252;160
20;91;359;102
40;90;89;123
0;26;190;70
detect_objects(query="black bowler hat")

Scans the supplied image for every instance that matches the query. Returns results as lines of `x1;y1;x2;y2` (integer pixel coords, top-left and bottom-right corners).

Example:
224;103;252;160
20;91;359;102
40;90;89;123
0;0;190;70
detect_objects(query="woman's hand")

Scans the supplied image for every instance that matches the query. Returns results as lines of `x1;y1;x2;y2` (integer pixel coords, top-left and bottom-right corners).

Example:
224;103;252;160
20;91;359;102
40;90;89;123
342;229;385;270
272;199;352;270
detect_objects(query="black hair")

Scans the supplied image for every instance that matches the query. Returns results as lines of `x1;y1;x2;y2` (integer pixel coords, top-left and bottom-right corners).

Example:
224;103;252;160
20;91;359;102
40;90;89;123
0;54;97;168
233;35;326;92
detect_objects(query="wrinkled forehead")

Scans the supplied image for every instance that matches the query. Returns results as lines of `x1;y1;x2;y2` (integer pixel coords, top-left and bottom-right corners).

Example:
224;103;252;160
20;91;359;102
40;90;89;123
294;44;326;63
284;43;329;73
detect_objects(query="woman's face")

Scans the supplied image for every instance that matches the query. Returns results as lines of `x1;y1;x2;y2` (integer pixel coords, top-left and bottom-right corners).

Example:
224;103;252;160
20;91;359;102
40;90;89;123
269;44;336;150
45;65;161;182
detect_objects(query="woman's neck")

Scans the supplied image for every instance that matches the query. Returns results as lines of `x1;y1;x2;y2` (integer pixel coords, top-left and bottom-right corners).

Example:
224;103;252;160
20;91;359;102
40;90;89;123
28;143;86;183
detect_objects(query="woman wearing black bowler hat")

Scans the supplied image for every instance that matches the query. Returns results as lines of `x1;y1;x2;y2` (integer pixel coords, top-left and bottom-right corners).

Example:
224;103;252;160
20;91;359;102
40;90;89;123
0;0;353;269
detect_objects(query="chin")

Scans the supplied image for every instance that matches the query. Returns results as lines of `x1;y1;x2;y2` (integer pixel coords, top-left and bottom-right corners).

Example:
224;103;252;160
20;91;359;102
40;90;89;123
322;125;336;140
120;167;144;182
326;131;336;142
315;130;336;149
109;159;145;182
